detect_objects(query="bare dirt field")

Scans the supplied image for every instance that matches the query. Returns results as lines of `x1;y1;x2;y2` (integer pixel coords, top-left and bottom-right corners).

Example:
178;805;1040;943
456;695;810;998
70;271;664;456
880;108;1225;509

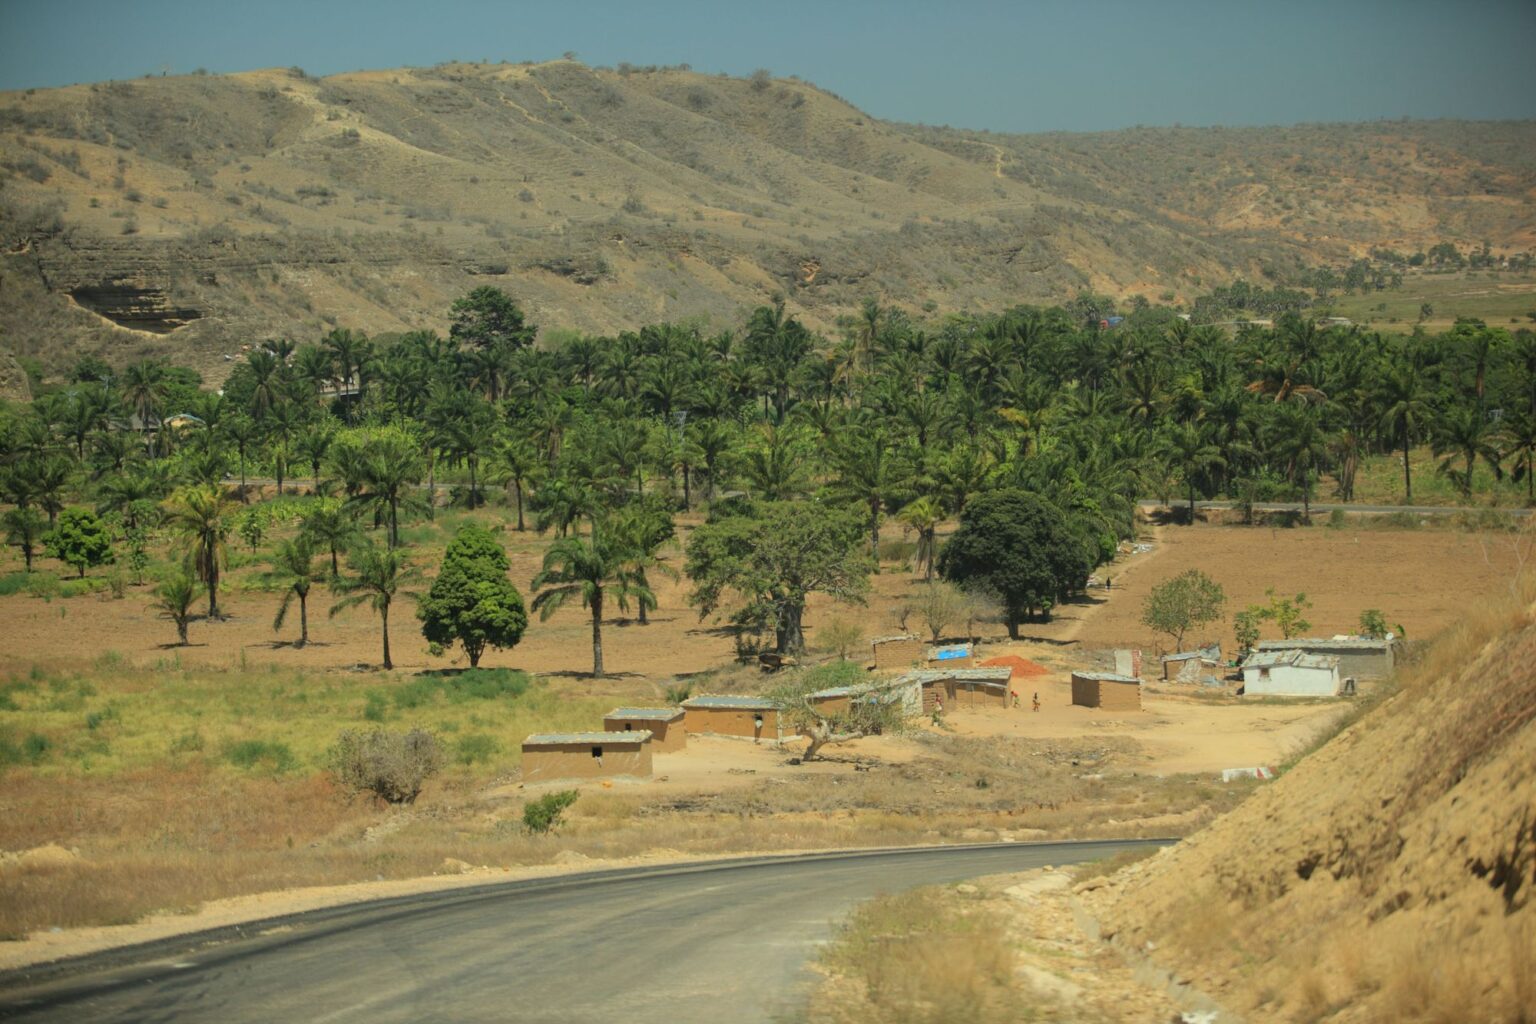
4;519;1518;680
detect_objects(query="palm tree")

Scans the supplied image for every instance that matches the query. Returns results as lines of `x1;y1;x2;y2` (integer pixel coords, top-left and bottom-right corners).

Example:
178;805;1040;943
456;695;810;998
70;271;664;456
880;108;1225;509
496;434;542;530
437;398;500;508
609;504;678;626
266;537;324;647
1271;405;1329;524
294;419;338;495
830;427;911;556
530;534;644;676
300;499;359;578
343;430;426;547
1161;422;1225;524
120;359;168;453
1378;363;1433;504
160;484;237;619
1502;410;1536;505
222;414;260;503
1432;406;1503;500
152;571;202;646
2;507;47;572
329;541;420;670
895;496;943;580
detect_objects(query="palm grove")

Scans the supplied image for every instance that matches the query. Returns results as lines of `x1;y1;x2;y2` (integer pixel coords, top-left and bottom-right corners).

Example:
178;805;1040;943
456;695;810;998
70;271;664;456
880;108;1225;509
2;286;1532;672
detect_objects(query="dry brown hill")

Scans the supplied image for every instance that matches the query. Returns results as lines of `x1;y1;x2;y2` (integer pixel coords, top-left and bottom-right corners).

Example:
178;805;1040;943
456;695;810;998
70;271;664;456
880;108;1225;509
1;60;1533;380
1088;564;1536;1022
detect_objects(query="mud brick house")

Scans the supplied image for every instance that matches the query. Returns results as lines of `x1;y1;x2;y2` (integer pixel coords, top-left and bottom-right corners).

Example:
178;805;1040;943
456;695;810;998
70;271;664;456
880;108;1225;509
603;707;686;752
521;731;653;784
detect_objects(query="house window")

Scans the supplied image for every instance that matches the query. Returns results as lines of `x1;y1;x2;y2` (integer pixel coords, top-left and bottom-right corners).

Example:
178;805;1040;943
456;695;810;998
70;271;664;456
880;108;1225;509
591;746;603;758
623;722;633;731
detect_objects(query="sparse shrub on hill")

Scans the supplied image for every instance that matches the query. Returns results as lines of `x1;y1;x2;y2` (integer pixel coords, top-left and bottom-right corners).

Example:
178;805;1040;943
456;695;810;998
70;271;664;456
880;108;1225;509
328;727;444;804
522;789;578;833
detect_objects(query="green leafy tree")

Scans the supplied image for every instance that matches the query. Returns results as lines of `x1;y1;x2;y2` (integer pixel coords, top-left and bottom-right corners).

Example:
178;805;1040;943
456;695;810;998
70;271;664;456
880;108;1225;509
152;570;201;646
1160;421;1225;524
300;499;359;578
1378;363;1432;504
1140;569;1226;652
45;507;115;578
330;541;421;670
685;500;871;655
768;662;908;762
266;537;325;647
1262;588;1313;639
3;506;47;572
938;489;1093;637
1432;405;1503;500
1233;608;1262;660
418;524;528;668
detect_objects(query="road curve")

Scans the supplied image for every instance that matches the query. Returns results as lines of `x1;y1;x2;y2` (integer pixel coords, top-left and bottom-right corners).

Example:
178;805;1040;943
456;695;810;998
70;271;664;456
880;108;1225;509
0;841;1163;1023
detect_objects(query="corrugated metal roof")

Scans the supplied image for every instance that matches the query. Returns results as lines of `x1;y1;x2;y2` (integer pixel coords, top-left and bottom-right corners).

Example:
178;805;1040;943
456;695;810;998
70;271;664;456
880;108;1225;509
604;707;684;721
1243;649;1341;671
523;731;651;746
808;686;863;699
1256;638;1391;652
681;695;781;709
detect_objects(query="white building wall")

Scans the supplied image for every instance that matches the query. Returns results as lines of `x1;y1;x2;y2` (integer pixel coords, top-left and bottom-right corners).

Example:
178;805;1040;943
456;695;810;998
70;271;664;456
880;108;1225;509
1244;664;1340;696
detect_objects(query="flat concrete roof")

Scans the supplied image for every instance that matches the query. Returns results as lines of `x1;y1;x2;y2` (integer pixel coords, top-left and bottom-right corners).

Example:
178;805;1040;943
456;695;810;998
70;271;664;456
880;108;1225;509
524;731;652;746
1072;672;1141;684
900;668;1013;686
1256;638;1391;652
605;707;685;721
681;695;780;710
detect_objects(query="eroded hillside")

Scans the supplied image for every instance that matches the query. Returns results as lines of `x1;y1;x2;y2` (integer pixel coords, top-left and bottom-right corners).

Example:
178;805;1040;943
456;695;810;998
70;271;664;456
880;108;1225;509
1;60;1533;379
1087;569;1536;1022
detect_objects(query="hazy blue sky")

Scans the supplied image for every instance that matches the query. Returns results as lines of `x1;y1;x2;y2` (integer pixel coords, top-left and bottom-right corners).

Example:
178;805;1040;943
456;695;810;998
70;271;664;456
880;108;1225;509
2;0;1533;132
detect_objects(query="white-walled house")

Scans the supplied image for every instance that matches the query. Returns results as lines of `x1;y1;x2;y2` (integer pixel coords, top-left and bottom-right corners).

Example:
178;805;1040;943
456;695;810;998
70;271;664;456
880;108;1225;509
1241;649;1342;697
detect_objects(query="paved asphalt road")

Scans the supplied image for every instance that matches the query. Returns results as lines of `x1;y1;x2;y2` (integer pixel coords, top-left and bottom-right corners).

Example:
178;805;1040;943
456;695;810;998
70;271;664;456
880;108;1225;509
0;841;1162;1024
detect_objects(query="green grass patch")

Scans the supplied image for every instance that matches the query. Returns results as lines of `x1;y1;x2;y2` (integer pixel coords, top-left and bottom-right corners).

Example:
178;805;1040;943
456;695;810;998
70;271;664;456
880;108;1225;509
223;739;299;774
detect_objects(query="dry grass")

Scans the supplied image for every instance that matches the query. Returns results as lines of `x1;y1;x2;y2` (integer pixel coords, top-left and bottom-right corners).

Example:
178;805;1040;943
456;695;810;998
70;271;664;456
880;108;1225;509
804;887;1042;1024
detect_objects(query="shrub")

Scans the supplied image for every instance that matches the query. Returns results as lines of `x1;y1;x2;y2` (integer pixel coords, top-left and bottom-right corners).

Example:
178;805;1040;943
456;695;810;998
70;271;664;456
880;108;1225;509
363;691;388;722
328;728;444;804
454;733;499;765
523;790;578;833
664;682;692;705
225;739;298;774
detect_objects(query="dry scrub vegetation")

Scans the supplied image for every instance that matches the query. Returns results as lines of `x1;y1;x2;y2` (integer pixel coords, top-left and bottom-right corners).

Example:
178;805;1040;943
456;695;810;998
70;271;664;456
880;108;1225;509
0;647;1248;941
1088;567;1536;1023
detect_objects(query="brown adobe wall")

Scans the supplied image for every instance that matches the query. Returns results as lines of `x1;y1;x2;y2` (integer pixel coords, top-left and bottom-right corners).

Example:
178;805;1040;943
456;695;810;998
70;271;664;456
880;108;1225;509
521;741;652;784
872;636;925;670
604;717;686;752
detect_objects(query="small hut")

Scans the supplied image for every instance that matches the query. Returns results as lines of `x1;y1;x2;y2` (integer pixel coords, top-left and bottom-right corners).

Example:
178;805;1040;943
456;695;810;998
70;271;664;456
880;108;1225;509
603;707;686;752
681;695;793;742
871;634;925;670
1070;672;1142;711
521;731;653;784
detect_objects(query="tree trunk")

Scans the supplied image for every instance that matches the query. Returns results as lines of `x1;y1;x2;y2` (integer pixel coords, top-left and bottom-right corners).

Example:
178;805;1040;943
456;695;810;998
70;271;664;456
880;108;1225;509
869;499;881;558
514;480;525;531
381;603;393;670
778;602;805;655
1006;609;1020;640
468;643;481;668
276;457;284;496
389;496;399;549
682;465;691;510
590;590;605;677
297;591;308;648
22;546;32;572
239;453;248;503
469;459;478;509
207;557;220;620
1403;434;1413;504
330;546;340;578
1188;483;1197;525
1302;476;1311;525
177;618;188;645
313;463;322;496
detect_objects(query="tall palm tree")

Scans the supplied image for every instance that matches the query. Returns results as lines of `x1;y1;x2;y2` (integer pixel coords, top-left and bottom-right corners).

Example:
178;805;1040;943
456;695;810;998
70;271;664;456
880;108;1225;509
1271;405;1329;524
343;430;426;547
1432;406;1503;500
1378;363;1433;504
266;537;325;647
294;419;338;495
222;414;260;503
2;507;47;572
300;499;359;578
530;534;645;677
437;398;500;508
329;541;420;670
1502;410;1536;505
895;495;944;580
161;484;237;619
1160;421;1226;524
495;433;542;531
120;359;168;453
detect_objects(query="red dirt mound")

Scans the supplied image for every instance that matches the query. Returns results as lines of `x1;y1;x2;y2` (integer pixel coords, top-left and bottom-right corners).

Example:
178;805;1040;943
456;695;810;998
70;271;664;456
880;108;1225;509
979;655;1049;678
